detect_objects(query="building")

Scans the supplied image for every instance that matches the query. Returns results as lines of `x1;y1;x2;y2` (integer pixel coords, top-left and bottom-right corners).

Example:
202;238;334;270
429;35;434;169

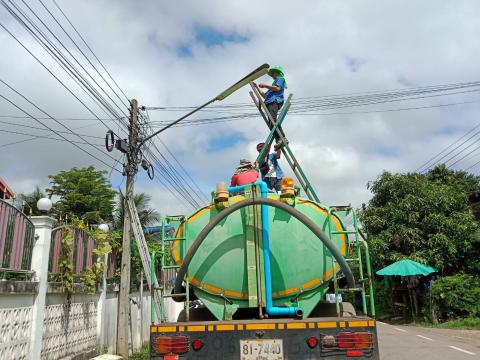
0;177;15;199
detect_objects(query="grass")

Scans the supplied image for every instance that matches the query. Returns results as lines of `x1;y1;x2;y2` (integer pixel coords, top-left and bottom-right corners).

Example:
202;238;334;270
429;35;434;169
128;343;149;360
434;317;480;330
387;317;480;330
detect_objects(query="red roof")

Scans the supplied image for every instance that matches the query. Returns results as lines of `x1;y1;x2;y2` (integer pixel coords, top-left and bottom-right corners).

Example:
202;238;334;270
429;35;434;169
0;177;15;199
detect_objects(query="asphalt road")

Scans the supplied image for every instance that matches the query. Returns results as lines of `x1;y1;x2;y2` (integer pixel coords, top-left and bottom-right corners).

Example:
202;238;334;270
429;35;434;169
377;321;480;359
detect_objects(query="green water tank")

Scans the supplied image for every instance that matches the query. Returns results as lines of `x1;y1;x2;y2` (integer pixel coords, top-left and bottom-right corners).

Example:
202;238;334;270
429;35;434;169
171;193;347;320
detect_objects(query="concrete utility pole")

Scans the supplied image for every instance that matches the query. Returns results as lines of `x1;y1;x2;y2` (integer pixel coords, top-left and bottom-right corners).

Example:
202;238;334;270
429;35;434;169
116;99;138;357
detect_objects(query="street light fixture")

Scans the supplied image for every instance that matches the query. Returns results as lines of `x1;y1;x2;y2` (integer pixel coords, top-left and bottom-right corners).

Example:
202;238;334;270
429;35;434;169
36;198;52;213
98;223;109;233
140;63;270;145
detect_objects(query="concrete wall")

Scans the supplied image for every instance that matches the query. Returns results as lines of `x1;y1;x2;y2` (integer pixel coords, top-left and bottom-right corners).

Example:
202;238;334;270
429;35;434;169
0;282;155;359
0;216;183;360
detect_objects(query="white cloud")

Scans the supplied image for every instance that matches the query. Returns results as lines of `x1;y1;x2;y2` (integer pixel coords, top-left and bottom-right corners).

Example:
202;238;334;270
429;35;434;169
1;0;480;216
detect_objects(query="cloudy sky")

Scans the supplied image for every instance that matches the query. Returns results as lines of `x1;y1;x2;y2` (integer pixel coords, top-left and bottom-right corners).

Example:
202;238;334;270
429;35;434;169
1;0;480;216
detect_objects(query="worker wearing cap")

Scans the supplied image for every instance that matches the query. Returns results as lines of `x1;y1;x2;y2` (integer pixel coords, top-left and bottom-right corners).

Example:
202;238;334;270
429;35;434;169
230;159;258;187
256;142;284;191
254;65;288;151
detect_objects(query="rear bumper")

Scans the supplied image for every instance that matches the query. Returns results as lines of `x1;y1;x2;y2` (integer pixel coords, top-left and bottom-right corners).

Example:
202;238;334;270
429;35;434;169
150;317;379;359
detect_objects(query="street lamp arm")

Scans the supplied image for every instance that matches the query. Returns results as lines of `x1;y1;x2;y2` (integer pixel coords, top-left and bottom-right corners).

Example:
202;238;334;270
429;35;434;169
139;63;270;145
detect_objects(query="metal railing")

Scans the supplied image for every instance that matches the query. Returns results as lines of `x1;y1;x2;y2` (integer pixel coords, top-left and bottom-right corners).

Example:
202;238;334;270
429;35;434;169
49;226;96;276
106;249;118;280
0;199;35;276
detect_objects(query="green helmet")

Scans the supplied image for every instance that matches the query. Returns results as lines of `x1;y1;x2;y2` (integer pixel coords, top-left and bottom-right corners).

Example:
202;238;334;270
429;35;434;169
268;65;284;77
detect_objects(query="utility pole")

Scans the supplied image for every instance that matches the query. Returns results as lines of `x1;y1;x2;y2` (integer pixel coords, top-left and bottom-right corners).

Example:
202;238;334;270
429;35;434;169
116;99;138;357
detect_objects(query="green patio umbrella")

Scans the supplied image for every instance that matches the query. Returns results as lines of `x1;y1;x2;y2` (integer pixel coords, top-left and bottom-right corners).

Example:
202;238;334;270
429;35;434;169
376;259;437;276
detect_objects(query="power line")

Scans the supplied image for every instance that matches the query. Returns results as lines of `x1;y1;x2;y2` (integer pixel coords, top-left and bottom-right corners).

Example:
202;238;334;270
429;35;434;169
0;78;119;163
0;128;104;147
5;0;129;127
37;0;128;106
157;137;210;203
145;99;479;129
143;109;209;203
144;148;201;209
144;142;202;208
0;3;128;137
0;13;116;125
0;119;105;139
418;127;480;172
445;140;480;168
144;80;480;111
51;0;129;102
0;114;122;121
147;141;207;206
464;156;480;172
0;91;121;172
31;0;129;123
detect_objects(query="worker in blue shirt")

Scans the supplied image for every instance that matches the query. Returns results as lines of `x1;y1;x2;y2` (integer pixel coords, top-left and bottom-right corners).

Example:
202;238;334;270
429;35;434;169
254;65;288;151
256;142;284;191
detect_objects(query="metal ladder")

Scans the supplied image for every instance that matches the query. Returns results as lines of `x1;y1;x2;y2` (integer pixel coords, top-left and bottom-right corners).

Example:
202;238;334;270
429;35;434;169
153;215;191;322
325;205;375;317
126;198;162;320
249;83;320;202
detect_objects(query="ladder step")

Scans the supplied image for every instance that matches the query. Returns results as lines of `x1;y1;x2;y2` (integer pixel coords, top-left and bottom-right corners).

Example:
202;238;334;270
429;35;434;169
331;206;351;211
163;293;187;298
163;237;186;242
331;230;357;235
166;216;186;221
338;288;364;292
163;265;180;269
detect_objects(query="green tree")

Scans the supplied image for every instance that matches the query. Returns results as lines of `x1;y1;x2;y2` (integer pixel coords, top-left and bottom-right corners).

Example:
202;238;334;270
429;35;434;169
18;185;46;216
114;191;160;229
364;165;480;275
47;166;116;224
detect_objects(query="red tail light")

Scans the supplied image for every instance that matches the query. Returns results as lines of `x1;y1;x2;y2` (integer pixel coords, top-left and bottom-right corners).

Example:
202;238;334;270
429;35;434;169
347;349;364;357
321;331;374;357
154;336;189;354
337;332;355;348
306;336;318;348
354;332;372;349
192;339;203;351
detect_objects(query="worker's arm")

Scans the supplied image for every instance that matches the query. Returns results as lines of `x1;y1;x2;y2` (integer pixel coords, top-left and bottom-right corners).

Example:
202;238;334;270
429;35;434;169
253;82;266;98
258;83;281;92
275;149;281;159
230;175;237;187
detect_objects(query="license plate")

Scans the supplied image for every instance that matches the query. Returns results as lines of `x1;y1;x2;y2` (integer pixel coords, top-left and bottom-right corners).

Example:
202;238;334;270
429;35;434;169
240;339;284;360
164;355;178;360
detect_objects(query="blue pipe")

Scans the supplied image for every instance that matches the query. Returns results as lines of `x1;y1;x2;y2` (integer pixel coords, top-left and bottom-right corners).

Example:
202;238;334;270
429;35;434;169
228;181;301;317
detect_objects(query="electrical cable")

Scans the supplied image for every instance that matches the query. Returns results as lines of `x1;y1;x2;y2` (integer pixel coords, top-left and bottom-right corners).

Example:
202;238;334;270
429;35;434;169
37;0;129;111
0;92;121;172
51;0;129;102
0;79;119;164
0;4;128;137
144;148;200;209
4;0;129;130
15;0;128;120
0;128;104;147
0;119;105;139
143;109;209;203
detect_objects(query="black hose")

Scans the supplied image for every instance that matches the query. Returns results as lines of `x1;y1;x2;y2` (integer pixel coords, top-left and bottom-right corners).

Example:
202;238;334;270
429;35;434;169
173;197;355;300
